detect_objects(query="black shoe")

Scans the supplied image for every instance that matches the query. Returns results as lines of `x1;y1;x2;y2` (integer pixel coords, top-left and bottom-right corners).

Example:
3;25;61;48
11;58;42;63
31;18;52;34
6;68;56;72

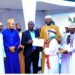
38;67;42;71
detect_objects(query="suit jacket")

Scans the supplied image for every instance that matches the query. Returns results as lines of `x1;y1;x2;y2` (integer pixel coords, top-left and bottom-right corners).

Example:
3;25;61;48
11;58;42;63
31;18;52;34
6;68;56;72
21;30;39;56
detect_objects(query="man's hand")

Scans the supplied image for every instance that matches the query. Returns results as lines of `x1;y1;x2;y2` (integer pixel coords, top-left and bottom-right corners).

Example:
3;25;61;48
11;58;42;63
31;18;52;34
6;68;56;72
9;46;15;53
28;40;33;44
19;44;24;48
44;40;48;44
44;40;49;47
57;50;68;54
57;51;61;54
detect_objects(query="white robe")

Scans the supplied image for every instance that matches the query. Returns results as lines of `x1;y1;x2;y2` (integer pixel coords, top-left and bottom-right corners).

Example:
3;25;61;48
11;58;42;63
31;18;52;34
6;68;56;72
61;32;70;74
0;33;6;74
43;39;59;74
67;38;75;74
60;44;71;74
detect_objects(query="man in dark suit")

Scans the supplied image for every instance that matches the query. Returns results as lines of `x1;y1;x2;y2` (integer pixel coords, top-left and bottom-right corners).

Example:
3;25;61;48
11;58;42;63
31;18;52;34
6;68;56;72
21;21;39;73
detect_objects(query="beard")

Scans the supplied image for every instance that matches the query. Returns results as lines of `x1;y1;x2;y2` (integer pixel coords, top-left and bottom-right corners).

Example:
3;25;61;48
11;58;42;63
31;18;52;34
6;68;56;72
10;28;14;31
29;28;33;31
70;32;74;34
17;29;21;32
45;21;52;26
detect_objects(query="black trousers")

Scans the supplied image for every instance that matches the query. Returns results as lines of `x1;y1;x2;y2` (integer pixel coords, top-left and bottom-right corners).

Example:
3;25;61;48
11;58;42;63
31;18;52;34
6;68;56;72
25;50;39;73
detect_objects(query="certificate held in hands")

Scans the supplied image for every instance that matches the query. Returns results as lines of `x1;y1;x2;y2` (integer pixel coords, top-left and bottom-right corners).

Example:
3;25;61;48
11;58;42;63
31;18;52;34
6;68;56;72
32;38;44;47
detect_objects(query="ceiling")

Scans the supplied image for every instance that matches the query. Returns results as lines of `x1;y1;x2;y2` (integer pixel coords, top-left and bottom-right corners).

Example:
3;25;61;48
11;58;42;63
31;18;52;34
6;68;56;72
0;0;75;14
36;1;75;14
36;1;75;10
0;0;22;9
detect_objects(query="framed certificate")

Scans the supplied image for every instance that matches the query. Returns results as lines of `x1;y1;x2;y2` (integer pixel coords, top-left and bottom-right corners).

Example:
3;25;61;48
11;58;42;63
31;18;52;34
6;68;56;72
32;38;44;47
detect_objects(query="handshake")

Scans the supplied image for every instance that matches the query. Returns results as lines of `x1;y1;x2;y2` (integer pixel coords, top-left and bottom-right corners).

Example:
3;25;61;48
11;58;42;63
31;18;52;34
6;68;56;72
57;49;68;54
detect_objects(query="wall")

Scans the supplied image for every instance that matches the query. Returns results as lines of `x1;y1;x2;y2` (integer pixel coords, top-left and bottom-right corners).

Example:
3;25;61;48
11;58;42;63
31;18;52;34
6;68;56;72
44;11;75;34
0;9;75;34
0;9;45;31
0;9;25;31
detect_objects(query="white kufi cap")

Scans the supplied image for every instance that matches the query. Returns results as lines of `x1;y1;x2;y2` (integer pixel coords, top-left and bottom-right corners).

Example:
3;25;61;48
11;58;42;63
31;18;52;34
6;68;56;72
45;15;52;19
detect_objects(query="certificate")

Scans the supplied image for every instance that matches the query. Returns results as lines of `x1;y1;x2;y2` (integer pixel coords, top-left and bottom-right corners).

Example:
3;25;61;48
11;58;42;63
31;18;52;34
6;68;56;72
32;38;44;47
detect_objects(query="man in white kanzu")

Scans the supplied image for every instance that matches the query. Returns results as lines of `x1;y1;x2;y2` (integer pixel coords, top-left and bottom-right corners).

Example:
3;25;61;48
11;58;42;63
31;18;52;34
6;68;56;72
61;26;70;74
61;25;75;74
43;29;59;74
67;26;75;74
0;32;6;74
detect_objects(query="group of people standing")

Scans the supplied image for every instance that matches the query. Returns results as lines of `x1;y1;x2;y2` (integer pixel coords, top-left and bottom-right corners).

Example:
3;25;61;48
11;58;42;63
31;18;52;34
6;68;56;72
0;15;75;74
40;15;75;74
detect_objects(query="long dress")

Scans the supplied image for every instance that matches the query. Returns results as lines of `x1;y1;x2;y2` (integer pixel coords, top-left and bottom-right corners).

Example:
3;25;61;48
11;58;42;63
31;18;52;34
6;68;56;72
43;39;59;74
0;33;6;74
2;28;20;73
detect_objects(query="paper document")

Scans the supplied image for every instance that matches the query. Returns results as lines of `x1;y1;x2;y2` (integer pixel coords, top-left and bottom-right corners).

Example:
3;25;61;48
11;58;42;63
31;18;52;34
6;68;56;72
33;38;44;47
